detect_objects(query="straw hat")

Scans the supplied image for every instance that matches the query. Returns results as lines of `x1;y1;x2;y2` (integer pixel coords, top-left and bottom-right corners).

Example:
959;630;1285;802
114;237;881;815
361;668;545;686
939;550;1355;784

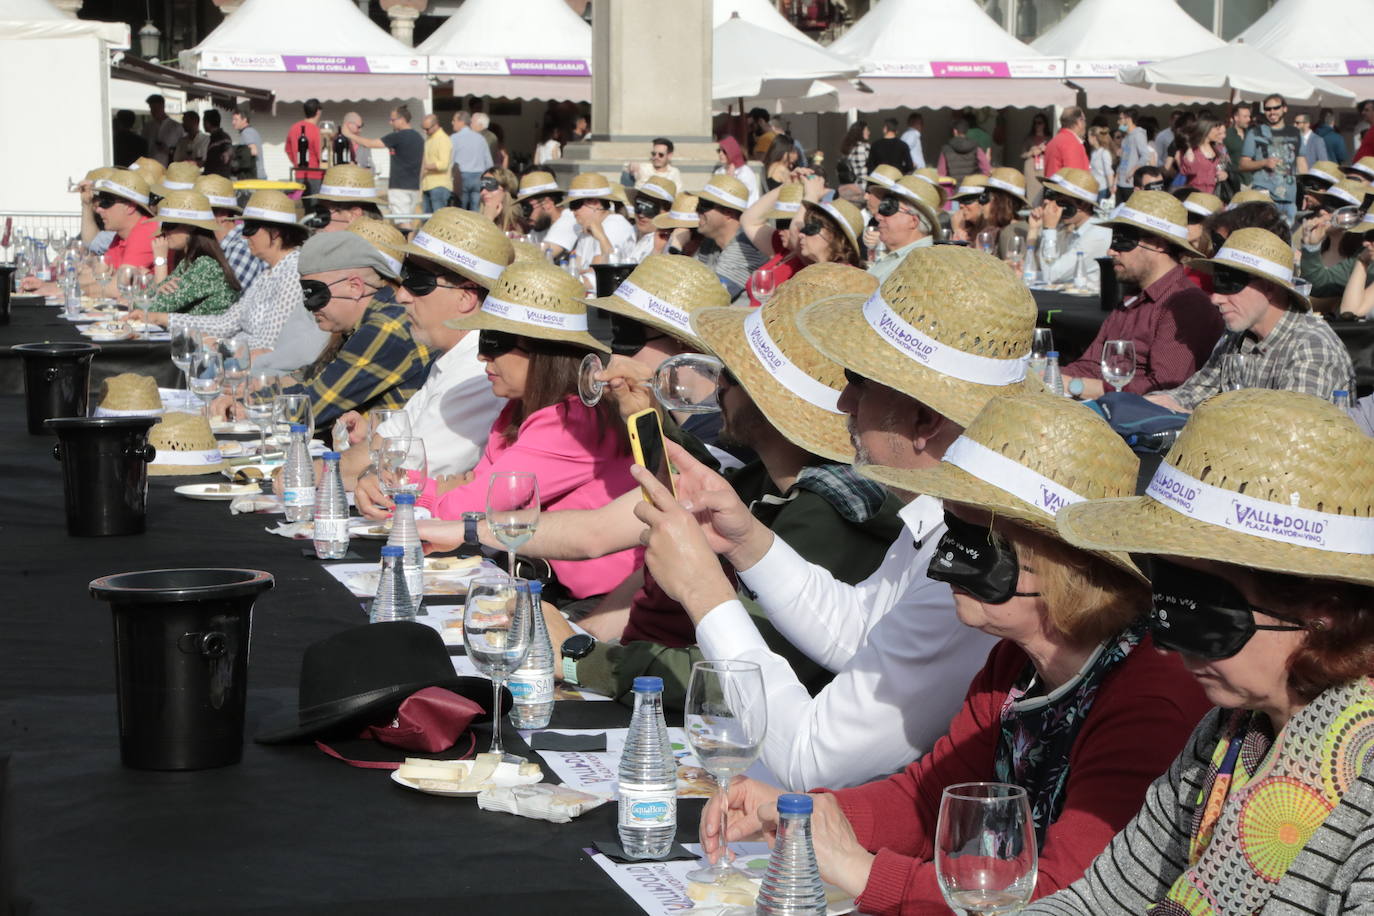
148;412;226;476
128;156;165;187
92;169;152;212
801;198;864;255
862;388;1142;577
84;166;116;184
152;161;202;198
697;175;751;212
911;167;948;206
585;253;729;350
194;174;241;213
766;183;804;221
636;176;677;206
94;373;162;417
888;176;943;229
1319;178;1372;209
1044;167;1100;205
797;244;1036;427
1099;190;1202;256
307;164;384;206
950;173;989;201
1183;192;1224;219
241;189;301;227
516;170;562;202
510;240;545;263
346;217;407;280
444;259;608;353
566;172;622;204
1227;188;1273;209
1346;156;1374;181
155;189;220;232
864;164;902;191
652;193;700;230
1302;160;1343;186
692;263;876;462
1185;226;1310;308
985;167;1029;205
1058;389;1374;588
403;207;515;289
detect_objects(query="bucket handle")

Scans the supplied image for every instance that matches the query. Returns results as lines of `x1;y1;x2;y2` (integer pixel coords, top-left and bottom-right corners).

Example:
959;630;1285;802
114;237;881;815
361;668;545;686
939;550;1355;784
128;443;156;463
177;631;228;659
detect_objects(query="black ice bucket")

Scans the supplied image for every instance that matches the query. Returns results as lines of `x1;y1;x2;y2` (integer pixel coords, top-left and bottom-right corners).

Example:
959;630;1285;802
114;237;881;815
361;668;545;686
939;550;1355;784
1096;257;1122;312
89;568;275;771
12;341;101;434
46;415;158;536
0;264;15;325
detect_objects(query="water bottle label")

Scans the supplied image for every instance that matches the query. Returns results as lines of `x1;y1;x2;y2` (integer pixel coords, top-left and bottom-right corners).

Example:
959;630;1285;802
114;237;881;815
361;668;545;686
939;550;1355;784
618;786;676;828
313;518;348;540
283;488;316;507
37;269;52;281
508;670;554;704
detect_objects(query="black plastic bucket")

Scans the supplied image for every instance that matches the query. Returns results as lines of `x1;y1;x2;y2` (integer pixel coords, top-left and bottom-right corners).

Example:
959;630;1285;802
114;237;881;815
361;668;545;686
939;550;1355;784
89;568;274;771
591;262;637;298
12;341;101;434
46;416;158;536
0;265;14;325
1097;257;1122;312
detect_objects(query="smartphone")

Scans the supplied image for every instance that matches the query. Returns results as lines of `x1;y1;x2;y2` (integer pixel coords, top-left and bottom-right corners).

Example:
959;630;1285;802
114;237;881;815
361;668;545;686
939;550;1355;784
627;407;677;501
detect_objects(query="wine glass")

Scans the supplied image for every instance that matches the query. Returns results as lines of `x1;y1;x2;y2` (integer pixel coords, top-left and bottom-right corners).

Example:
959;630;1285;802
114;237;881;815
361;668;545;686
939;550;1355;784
486;472;539;579
752;266;777;305
272;393;314;441
1029;328;1053;378
976;227;999;256
934;783;1037;916
462;576;533;764
367;409;411;468
115;264;143;303
379;436;427;499
1004;234;1026;277
684;661;768;893
170;325;201;391
578;352;726;412
188;350;223;418
1222;351;1249;391
218;336;252;403
242;372;281;455
1099;339;1136;393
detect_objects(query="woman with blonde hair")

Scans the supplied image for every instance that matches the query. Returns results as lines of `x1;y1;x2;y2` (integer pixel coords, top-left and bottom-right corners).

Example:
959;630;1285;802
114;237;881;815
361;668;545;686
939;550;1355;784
478;167;520;236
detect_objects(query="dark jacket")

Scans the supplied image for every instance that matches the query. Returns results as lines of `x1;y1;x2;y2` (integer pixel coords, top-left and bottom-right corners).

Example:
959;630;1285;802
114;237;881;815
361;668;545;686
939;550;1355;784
867;137;913;174
941;136;982;184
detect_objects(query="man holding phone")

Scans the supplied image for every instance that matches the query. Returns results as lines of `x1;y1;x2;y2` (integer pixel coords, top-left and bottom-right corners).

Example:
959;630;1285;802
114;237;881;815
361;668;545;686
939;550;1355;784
1240;94;1308;225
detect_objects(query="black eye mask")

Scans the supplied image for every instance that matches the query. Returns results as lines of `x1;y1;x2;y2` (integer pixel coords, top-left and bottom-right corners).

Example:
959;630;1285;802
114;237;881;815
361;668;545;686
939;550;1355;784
927;512;1039;604
1148;559;1305;660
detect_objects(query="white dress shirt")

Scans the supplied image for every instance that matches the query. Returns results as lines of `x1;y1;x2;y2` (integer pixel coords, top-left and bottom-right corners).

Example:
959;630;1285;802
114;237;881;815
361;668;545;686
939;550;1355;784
1037;220;1111;290
900;127;926;170
571;213;636;272
629;231;656;264
376;333;502;476
695;496;999;790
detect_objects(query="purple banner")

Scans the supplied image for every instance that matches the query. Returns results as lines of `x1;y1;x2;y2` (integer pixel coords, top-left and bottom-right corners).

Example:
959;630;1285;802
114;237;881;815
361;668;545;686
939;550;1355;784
931;61;1012;78
282;55;372;74
1347;59;1374;75
505;58;590;77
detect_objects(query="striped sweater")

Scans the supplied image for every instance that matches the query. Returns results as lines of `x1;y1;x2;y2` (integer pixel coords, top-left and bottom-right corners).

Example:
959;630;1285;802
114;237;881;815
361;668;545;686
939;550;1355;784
1023;705;1374;915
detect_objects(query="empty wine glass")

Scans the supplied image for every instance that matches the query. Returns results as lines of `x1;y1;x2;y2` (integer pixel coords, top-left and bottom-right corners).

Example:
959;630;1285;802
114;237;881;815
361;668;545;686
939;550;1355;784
379;436;427;499
242;372;280;455
1004;234;1026;277
462;576;533;764
935;783;1037;916
188;350;223;418
170;325;201;390
1029;328;1053;377
1222;351;1249;391
976;227;999;256
115;264;143;303
487;471;539;579
367;408;411;467
752;266;778;305
1099;339;1136;393
579;352;726;412
272;393;314;441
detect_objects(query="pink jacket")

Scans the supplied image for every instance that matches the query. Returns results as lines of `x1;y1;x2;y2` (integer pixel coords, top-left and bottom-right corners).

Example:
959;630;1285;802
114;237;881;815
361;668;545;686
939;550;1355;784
418;395;641;599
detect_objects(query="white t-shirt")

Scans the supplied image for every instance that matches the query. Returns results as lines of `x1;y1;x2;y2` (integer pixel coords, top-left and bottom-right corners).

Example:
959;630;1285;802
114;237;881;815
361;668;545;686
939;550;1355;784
376;333;502;477
572;213;636;272
530;208;579;255
629;230;656;264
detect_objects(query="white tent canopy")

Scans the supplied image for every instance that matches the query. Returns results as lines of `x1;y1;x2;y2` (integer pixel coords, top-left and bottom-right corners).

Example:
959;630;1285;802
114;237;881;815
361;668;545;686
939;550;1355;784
713;0;818;46
0;0;128;45
1238;0;1374;99
1117;42;1356;106
827;0;1073;109
712;14;856;111
185;0;427;103
420;0;592;102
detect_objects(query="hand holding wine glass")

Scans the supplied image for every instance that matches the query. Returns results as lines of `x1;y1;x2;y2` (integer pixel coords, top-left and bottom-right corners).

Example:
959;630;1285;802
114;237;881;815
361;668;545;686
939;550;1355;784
935;783;1037;915
462;576;533;763
1099;339;1136;393
367;409;411;467
486;471;539;579
579;352;726;414
272;393;314;441
378;436;427;499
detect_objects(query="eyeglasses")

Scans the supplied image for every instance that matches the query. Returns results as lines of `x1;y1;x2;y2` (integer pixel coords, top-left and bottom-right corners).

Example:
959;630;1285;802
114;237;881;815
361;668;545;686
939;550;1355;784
695;200;718;215
1210;264;1255;295
400;264;476;297
798;220;828;237
633;198;667;219
479;177;502;193
477;329;527;359
569;198;603;212
926;511;1040;605
1263;104;1286;112
1147;560;1304;660
94;193;122;209
649;150;668;159
300;277;372;313
1109;227;1144;252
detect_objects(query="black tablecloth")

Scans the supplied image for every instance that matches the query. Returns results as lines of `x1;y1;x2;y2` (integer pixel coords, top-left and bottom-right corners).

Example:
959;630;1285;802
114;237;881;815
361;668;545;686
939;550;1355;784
0;395;667;915
0;298;179;395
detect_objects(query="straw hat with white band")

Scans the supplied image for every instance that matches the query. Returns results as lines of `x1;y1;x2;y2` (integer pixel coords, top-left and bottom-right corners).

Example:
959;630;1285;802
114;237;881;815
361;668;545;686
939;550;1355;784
862;387;1142;578
766;183;804;221
345;217;406;281
1058;388;1374;588
697;175;751;213
585;253;729;351
1185;227;1310;309
911;167;948;206
1044;167;1100;205
403;207;514;290
94;373;163;418
148;412;227;476
445;260;608;354
1183;192;1224;219
92;169;152;212
985;167;1030;206
1302;160;1343;187
155;190;220;232
516;170;563;202
692;263;878;463
636;176;677;206
84;166;116;184
193;174;242;214
652;193;700;230
1099;190;1203;256
239;189;301;227
889;175;944;229
1319;178;1372;210
1345;156;1374;182
306;164;385;206
511;240;546;263
128;156;165;187
1227;188;1273;209
152;162;202;198
565;172;623;205
801;197;865;255
797;244;1037;428
950;173;990;202
864;164;902;192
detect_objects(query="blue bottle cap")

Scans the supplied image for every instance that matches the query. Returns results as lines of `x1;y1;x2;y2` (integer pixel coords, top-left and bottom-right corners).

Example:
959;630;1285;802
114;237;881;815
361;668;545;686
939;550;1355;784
323;451;340;461
1334;389;1349;397
529;581;543;596
776;793;814;815
632;676;663;693
289;423;308;433
381;545;403;557
394;493;416;505
1046;351;1059;359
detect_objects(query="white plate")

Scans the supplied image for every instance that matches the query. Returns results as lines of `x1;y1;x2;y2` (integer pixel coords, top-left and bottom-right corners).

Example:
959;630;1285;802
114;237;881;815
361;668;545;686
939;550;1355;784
174;482;262;501
82;330;133;342
345;562;481;597
349;519;392;540
215;440;248;458
390;762;543;797
211;420;260;435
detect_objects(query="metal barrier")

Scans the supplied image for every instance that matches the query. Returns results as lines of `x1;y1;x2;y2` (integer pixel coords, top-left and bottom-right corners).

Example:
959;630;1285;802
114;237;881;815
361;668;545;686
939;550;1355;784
1;212;84;242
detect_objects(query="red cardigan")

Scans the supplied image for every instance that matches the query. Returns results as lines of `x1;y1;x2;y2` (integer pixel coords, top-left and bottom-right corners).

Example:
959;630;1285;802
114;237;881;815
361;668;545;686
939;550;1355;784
821;635;1210;916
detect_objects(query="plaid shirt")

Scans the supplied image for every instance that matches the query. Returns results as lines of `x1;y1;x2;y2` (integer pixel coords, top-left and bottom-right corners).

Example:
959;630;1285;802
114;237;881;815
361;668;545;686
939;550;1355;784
221;225;264;290
281;300;433;428
1165;307;1356;410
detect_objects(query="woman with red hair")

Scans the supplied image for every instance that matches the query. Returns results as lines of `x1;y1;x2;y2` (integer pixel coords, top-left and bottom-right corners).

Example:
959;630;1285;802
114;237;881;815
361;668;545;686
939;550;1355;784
716;135;761;206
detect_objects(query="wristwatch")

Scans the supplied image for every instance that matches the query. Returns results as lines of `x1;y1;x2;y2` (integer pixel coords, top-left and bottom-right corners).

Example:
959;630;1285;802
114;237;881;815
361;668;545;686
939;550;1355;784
153;256;167;267
1067;377;1085;399
561;633;596;685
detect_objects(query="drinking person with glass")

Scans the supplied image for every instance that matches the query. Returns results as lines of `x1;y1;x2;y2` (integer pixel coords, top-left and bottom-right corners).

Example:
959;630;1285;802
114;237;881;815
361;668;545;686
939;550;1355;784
144;189;242;316
1021;389;1374;914
635;389;1208;913
739;176;865;305
1025;168;1111;292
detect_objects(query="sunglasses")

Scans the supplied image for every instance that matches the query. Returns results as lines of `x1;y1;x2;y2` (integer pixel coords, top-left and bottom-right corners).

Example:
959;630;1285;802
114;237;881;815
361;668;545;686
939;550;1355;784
1148;560;1304;660
1263;104;1285;112
842;367;869;388
94;193;122;209
958;191;991;205
569;198;604;212
798;220;828;237
634;198;667;219
927;512;1040;605
241;220;267;237
650;150;668;159
300;277;361;313
479;177;502;193
609;313;669;356
1210;264;1254;295
401;264;475;297
695;201;718;215
477;329;526;359
1109;228;1144;252
1043;191;1075;208
876;196;916;218
1138;180;1167;192
1186;211;1207;226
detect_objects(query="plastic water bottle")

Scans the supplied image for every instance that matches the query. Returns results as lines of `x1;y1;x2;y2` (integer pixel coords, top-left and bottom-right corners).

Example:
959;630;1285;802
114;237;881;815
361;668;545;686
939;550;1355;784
370;545;415;623
386;493;424;615
1333;389;1353;409
1022;244;1039;286
756;794;827;916
1073;250;1089;291
509;580;554;729
458;510;486;559
312;451;350;560
617;676;677;859
281;423;316;522
1043;351;1065;397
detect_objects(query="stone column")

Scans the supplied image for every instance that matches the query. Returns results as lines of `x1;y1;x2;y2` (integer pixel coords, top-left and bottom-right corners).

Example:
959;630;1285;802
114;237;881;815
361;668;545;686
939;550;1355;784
380;0;425;47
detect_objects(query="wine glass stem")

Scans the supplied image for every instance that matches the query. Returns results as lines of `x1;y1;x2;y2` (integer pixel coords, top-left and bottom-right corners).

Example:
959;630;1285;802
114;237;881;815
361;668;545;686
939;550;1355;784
714;774;732;869
507;549;516;579
489;677;505;756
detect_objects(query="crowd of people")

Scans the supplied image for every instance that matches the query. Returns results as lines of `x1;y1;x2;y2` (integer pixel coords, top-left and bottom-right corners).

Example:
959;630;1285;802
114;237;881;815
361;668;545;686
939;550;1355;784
37;85;1374;914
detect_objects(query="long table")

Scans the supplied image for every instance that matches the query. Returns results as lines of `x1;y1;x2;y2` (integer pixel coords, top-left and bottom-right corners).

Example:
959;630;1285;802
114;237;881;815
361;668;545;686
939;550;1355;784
0;394;671;915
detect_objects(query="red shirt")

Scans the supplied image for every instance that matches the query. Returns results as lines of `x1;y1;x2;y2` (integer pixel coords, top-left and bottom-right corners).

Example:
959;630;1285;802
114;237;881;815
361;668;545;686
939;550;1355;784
1355;126;1374;163
103;216;158;271
821;637;1210;916
1042;128;1090;180
285;120;324;180
1061;264;1222;393
746;236;805;307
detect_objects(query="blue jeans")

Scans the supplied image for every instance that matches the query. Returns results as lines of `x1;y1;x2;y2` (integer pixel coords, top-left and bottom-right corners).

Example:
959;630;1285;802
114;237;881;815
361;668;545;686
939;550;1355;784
459;172;483;211
423;187;451;213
